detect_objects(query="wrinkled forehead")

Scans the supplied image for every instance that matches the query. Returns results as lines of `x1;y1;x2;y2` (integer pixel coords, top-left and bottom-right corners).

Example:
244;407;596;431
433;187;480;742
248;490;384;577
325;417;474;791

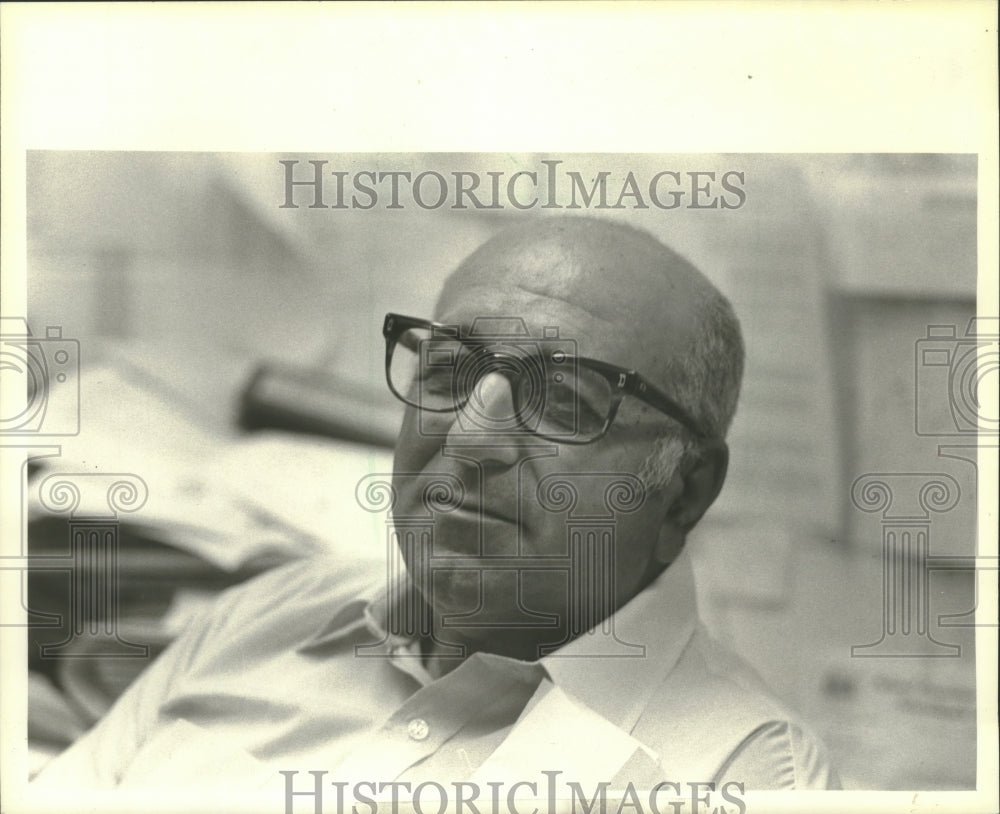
436;281;610;340
433;232;701;374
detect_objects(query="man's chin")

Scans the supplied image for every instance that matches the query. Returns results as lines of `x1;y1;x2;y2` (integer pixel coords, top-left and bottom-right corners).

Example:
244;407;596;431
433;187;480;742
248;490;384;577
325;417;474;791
430;512;521;559
423;569;484;615
422;570;567;633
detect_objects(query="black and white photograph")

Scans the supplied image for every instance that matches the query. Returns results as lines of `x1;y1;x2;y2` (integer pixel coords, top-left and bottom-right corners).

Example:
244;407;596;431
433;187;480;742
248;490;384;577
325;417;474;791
1;7;996;814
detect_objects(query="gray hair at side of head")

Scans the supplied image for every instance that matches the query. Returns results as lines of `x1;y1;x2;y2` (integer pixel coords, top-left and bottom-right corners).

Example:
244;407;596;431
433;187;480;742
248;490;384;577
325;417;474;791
638;284;744;489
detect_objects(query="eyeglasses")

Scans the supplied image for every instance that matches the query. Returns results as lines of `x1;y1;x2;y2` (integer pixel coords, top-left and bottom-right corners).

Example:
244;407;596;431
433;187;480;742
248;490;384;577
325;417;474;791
382;313;709;445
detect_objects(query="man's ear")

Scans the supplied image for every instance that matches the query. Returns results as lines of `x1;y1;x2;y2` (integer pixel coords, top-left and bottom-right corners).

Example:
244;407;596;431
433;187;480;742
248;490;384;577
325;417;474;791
652;438;729;565
667;437;729;531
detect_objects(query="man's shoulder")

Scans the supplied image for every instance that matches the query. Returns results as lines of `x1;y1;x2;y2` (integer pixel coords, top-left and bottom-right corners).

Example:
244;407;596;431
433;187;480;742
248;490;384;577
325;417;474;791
193;555;383;657
653;624;796;721
687;632;841;788
637;625;838;788
223;553;383;607
687;627;789;710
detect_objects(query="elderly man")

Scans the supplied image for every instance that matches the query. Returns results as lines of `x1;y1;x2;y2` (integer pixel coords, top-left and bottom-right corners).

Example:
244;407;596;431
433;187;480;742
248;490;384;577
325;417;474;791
36;217;838;796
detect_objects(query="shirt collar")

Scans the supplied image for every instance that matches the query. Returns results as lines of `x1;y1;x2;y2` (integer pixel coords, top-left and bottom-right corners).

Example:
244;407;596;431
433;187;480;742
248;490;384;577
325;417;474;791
297;578;389;651
540;545;698;732
298;547;699;733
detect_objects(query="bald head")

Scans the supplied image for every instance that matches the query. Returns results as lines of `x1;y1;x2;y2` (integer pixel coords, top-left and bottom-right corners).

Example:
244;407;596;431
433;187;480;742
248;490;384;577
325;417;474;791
436;216;744;438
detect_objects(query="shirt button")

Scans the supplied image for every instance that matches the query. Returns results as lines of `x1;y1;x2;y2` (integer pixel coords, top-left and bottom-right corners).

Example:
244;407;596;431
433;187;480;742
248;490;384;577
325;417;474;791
407;718;430;741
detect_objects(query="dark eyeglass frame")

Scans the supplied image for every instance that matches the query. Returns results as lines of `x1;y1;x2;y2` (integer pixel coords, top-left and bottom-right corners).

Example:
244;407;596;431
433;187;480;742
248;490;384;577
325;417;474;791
382;312;711;445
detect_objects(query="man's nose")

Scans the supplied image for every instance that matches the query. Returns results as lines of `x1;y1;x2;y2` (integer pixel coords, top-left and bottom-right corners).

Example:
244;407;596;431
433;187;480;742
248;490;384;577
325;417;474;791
446;372;533;464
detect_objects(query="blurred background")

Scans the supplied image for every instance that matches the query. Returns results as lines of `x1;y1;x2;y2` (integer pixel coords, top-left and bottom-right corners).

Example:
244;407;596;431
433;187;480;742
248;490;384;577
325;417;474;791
18;152;984;789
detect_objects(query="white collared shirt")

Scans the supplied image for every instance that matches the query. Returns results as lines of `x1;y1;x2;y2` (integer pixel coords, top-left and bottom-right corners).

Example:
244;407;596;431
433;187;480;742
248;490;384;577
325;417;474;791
35;549;839;792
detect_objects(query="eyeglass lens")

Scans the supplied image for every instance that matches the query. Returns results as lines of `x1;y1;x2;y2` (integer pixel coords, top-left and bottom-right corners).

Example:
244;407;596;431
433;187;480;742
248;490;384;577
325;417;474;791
388;326;613;440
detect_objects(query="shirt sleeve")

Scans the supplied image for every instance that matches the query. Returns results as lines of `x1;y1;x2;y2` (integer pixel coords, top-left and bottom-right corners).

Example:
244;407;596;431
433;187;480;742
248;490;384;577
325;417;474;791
715;720;842;790
31;601;217;789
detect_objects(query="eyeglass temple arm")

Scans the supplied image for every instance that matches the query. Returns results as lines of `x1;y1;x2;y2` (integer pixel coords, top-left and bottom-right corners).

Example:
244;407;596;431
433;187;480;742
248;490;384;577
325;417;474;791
627;374;710;440
384;313;712;439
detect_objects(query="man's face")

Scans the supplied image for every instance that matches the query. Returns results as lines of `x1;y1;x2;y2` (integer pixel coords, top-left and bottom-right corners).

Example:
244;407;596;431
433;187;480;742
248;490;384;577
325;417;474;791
390;234;699;658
